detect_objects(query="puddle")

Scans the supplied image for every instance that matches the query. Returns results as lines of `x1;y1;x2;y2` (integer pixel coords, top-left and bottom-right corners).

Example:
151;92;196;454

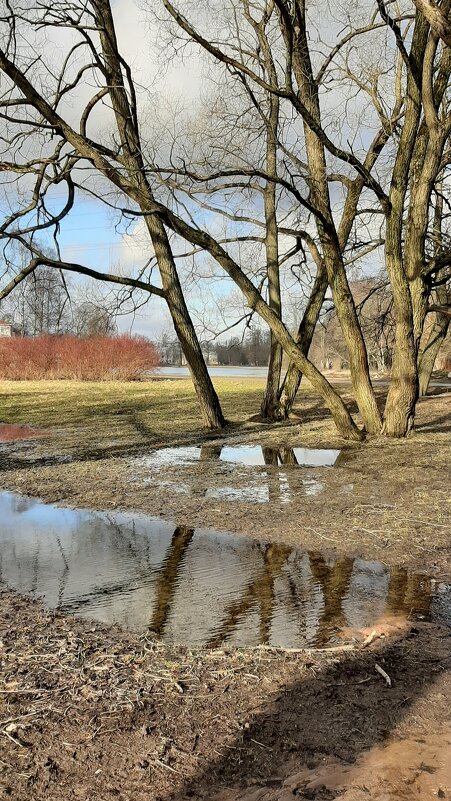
0;423;47;441
0;491;449;648
131;444;336;505
138;444;341;470
219;446;341;467
137;472;325;505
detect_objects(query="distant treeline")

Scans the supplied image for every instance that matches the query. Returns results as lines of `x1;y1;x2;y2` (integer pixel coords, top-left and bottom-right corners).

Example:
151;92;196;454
158;327;271;366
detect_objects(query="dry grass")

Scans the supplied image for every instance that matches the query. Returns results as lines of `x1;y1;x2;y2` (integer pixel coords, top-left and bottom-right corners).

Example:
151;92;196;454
0;378;272;452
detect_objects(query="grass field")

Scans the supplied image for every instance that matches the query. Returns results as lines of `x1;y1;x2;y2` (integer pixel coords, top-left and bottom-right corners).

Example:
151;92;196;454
0;377;274;449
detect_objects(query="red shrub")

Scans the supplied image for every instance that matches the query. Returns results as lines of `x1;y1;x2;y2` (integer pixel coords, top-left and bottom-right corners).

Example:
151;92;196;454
0;334;160;380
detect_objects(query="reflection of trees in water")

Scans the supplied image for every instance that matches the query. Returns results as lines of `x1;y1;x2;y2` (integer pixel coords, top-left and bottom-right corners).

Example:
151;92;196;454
386;567;432;618
207;543;293;647
194;445;305;503
262;447;279;466
0;489;437;646
278;448;299;466
55;536;69;606
148;527;194;636
199;444;223;461
198;443;294;502
30;541;41;596
308;553;355;647
262;448;297;503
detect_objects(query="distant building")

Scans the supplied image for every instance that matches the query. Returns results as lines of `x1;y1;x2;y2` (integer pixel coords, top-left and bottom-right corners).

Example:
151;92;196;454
0;320;13;337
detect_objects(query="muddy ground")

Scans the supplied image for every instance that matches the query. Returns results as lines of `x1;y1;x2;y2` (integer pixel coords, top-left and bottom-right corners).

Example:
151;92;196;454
0;380;450;799
1;590;450;801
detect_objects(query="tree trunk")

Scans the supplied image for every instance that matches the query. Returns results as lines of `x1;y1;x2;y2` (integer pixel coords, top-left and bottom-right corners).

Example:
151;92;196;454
260;186;282;421
418;309;450;395
278;264;328;418
383;14;433;436
383;275;418;437
288;10;382;434
261;333;283;421
145;215;226;429
276;128;387;420
258;33;283;422
94;0;226;431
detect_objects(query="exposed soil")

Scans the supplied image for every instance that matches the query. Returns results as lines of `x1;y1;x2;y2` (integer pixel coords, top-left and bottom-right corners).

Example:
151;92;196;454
1;590;450;801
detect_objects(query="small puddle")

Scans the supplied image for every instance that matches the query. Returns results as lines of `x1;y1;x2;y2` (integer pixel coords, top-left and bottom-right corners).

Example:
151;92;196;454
0;423;47;441
0;491;449;648
220;446;341;467
138;444;342;469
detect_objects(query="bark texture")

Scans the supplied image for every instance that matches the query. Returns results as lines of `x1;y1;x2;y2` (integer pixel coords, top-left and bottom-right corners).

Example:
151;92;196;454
418;309;450;395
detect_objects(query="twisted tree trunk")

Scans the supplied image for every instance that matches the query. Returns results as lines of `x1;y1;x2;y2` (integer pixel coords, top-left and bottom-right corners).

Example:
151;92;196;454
95;0;225;430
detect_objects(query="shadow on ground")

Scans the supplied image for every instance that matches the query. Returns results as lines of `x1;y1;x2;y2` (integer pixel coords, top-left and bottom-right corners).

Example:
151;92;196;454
164;625;451;801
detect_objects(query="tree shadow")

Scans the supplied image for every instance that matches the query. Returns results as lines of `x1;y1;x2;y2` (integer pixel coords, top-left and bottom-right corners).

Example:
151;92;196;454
415;407;451;434
165;624;450;800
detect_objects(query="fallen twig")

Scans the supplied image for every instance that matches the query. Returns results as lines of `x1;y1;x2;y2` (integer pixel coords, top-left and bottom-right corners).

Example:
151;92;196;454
362;630;379;648
375;663;392;687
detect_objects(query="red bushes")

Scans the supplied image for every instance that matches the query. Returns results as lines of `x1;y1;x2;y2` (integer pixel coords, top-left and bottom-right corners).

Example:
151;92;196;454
0;334;160;380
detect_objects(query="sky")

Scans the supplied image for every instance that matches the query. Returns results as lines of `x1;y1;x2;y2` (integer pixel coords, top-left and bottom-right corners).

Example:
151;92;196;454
43;0;208;341
0;0;388;342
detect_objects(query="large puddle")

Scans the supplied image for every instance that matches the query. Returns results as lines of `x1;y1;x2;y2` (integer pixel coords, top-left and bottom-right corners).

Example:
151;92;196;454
0;491;449;648
132;444;345;504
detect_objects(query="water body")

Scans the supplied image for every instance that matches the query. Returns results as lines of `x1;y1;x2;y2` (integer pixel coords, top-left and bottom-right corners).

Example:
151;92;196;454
0;491;449;648
137;445;341;469
133;445;339;504
155;366;451;390
156;366;268;378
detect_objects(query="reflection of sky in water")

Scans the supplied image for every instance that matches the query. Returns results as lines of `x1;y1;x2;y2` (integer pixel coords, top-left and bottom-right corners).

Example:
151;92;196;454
0;491;448;648
134;445;341;470
136;447;201;469
219;446;340;467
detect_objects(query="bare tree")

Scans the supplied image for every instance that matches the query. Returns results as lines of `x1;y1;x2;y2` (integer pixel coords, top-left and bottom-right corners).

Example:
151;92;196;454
159;0;451;436
413;0;451;46
418;186;451;393
0;0;363;439
72;301;117;336
2;264;71;335
0;1;225;429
